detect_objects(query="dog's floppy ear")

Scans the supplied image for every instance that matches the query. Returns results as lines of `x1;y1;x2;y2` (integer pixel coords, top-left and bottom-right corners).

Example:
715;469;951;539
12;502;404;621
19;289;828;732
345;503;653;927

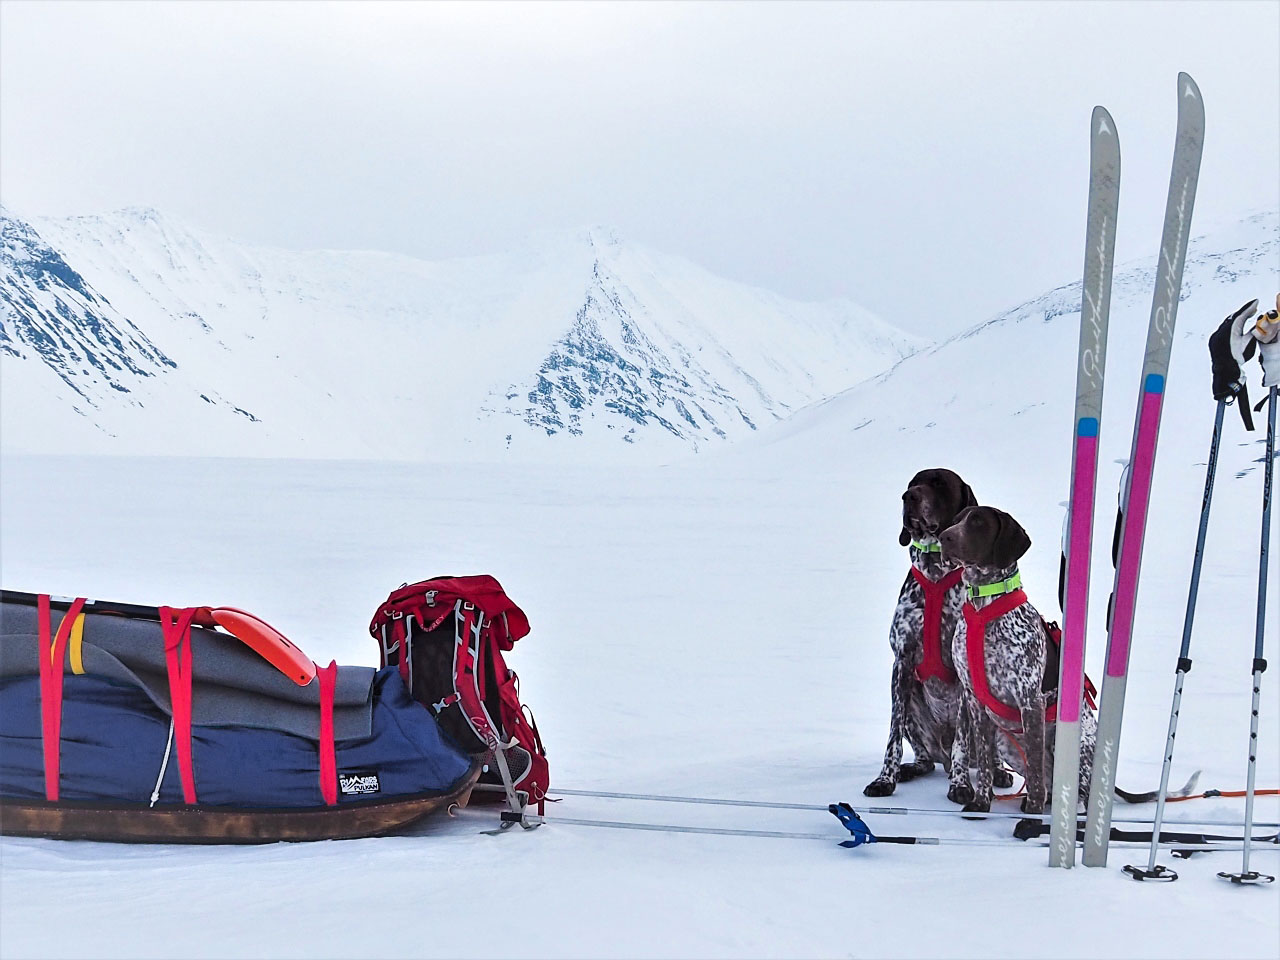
960;481;977;511
991;510;1031;568
899;525;911;547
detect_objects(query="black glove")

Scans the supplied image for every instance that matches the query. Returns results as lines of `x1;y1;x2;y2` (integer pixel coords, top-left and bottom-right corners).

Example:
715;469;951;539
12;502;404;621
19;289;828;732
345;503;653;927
1208;299;1259;428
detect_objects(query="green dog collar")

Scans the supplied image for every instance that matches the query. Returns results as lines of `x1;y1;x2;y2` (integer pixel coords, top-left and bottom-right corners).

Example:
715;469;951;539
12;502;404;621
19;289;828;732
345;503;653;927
910;539;943;554
967;572;1022;600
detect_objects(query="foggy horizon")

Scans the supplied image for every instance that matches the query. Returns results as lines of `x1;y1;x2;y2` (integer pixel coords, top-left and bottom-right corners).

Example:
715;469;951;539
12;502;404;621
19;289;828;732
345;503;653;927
3;1;1277;336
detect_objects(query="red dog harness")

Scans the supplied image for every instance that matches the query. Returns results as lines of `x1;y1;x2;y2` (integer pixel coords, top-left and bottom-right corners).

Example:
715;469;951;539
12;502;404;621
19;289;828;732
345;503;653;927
910;566;964;685
963;589;1096;728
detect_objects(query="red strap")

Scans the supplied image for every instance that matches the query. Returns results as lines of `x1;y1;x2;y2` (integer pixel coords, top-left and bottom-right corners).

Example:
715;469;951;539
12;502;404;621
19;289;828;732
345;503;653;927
1084;674;1098;711
909;566;964;685
37;595;87;802
317;660;338;806
963;590;1060;726
159;606;200;804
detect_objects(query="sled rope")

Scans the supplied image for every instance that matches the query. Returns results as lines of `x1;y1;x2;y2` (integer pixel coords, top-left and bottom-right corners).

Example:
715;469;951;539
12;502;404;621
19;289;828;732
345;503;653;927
455;806;1278;853
550;774;1275;828
1167;788;1280;803
149;718;175;808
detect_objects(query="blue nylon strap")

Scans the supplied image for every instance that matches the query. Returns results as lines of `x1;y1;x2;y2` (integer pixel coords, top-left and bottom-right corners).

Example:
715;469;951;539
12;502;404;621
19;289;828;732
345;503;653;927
829;802;878;848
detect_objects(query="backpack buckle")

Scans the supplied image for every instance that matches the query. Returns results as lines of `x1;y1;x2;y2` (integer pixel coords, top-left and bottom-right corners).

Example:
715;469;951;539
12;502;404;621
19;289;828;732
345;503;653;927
424;590;439;606
432;693;460;714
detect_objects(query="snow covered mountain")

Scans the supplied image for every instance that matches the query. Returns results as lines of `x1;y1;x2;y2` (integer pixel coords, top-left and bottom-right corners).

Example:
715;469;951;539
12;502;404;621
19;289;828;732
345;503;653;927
0;208;920;461
722;209;1280;625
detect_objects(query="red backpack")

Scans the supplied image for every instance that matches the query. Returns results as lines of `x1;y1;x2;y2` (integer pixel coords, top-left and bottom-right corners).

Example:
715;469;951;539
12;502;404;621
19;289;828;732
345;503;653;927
369;576;548;814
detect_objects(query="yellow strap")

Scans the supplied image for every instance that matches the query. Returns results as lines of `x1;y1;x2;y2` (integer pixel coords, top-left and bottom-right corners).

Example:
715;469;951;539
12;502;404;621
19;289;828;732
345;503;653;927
69;613;86;675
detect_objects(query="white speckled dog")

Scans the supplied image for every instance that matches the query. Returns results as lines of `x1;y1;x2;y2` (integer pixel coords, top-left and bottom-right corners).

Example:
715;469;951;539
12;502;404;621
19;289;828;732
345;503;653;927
939;506;1097;814
865;469;1017;798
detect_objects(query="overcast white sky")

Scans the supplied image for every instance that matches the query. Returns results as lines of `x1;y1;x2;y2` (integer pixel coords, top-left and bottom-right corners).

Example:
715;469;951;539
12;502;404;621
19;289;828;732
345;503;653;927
2;1;1277;335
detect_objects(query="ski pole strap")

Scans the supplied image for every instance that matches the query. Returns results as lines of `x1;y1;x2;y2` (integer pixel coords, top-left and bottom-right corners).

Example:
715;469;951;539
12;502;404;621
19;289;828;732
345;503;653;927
159;606;201;805
967;572;1022;599
1236;388;1256;430
317;660;338;806
37;594;87;802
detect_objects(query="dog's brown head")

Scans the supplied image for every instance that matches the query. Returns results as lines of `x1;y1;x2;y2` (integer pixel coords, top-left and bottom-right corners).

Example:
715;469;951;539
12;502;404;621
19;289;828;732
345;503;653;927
938;505;1031;571
899;468;978;547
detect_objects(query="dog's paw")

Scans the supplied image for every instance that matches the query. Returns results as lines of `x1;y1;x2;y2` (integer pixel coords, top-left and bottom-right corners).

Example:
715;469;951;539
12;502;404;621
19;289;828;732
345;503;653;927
962;798;992;813
863;777;897;797
1020;796;1046;815
993;767;1015;789
898;760;935;782
947;782;975;806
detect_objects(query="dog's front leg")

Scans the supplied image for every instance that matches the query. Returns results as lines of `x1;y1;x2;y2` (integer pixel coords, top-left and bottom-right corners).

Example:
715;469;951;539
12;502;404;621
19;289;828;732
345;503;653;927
1020;698;1048;814
1077;723;1096;805
900;691;937;782
947;696;974;805
864;658;911;796
963;704;996;813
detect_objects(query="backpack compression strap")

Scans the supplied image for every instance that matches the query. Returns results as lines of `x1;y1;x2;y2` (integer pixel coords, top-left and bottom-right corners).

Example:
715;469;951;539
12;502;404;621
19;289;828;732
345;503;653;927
452;604;499;748
909;566;963;685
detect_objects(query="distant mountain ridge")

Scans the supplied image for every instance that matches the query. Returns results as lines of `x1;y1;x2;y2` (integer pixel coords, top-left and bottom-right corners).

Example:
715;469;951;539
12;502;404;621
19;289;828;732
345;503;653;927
0;208;921;461
741;208;1280;491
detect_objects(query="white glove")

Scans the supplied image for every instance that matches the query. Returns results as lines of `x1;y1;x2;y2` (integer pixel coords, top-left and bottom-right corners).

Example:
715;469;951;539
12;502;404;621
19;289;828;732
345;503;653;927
1254;294;1279;388
1259;337;1280;388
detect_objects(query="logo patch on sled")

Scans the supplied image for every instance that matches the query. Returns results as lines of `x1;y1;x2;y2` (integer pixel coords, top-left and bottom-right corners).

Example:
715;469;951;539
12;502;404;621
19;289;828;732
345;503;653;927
339;772;381;795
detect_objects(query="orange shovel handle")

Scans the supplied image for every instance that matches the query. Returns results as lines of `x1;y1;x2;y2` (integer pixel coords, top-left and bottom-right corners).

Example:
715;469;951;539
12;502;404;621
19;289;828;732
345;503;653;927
201;606;317;686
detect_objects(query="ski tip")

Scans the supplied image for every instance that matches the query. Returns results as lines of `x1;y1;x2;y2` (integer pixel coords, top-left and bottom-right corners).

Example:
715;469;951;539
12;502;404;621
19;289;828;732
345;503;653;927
1177;73;1204;127
1092;105;1116;137
1114;770;1202;805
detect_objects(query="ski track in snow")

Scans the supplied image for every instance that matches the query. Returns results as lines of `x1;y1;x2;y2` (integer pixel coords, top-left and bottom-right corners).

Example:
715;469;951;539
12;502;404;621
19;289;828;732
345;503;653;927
1;210;1278;958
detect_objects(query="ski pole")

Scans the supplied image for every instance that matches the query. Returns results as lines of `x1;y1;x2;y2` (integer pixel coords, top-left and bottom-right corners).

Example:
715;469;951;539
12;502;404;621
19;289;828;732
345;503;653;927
1124;399;1227;882
1220;385;1277;885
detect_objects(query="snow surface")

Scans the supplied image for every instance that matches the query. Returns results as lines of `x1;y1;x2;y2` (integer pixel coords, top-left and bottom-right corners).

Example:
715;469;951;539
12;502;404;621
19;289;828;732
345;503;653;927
1;211;1278;958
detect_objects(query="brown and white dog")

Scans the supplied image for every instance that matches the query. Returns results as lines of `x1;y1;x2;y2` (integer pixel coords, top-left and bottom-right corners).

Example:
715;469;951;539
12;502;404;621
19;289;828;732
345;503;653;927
939;505;1096;814
865;469;1015;798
